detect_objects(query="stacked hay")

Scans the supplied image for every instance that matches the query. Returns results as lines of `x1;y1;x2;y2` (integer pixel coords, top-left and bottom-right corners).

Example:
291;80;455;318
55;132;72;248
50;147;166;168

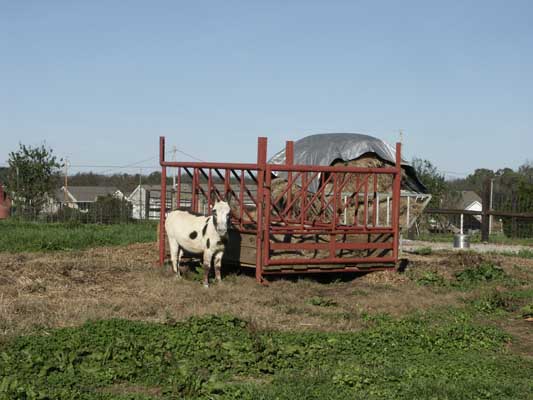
269;153;429;231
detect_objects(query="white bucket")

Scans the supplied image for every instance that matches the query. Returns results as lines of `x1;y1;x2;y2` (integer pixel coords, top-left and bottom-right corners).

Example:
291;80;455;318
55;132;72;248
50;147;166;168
453;234;470;249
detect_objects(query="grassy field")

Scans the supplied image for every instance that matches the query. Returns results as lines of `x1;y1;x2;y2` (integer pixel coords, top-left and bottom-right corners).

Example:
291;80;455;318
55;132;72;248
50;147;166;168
414;232;533;246
0;230;532;398
0;220;157;252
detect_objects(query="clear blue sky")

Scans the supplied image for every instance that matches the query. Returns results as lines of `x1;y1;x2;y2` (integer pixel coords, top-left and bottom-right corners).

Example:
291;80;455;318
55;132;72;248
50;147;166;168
2;1;532;178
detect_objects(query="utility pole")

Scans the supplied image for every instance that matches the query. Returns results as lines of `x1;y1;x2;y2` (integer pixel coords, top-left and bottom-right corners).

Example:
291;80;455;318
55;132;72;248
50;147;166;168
63;158;69;207
489;178;494;235
139;168;142;219
172;145;177;190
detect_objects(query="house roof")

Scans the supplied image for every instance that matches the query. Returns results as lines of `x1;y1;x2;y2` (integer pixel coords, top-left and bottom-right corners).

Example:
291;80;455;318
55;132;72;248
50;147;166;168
59;186;122;202
456;190;482;209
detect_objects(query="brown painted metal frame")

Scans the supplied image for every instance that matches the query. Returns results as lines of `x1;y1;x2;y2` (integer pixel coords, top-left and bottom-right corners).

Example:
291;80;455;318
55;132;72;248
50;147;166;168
158;136;402;283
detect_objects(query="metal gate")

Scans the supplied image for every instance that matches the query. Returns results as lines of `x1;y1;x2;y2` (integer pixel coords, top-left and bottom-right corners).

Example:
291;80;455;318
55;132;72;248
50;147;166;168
158;136;401;283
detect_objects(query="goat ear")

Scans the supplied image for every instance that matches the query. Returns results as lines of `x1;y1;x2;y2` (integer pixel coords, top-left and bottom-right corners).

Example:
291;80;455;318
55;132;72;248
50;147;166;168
210;191;218;204
225;191;233;203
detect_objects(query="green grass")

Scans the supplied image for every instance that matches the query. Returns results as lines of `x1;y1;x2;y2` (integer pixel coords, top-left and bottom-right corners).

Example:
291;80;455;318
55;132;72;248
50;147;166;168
0;313;531;399
412;262;512;289
415;232;533;246
0;220;157;252
489;249;533;259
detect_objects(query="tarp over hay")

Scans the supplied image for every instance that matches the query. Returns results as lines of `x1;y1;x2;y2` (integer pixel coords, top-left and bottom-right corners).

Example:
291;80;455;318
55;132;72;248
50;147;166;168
268;133;431;231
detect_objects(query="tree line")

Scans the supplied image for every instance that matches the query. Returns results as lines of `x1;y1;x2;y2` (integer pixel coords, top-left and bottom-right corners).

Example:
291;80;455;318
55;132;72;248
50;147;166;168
2;143;532;219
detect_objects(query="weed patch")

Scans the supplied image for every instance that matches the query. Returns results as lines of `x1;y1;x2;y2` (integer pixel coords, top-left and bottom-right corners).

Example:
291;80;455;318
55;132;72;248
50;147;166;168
307;296;338;307
416;271;447;287
470;290;516;314
455;263;507;285
1;314;531;399
520;305;533;319
412;247;433;256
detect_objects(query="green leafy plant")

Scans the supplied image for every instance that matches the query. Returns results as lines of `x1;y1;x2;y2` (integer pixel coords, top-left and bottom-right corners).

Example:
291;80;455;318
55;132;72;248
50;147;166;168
471;290;514;314
520;305;533;319
416;271;447;287
307;296;338;307
455;263;506;285
412;247;433;256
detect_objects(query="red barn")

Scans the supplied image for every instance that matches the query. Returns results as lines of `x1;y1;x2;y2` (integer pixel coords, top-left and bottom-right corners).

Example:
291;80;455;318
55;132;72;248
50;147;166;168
0;183;11;219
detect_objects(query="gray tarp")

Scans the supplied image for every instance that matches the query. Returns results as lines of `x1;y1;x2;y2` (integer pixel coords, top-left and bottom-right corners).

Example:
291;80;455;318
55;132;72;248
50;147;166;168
268;133;427;193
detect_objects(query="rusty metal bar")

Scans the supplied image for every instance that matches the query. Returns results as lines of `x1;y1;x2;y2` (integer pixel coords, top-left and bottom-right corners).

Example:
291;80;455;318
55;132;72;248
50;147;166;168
268;227;396;234
372;173;377;227
270;165;398;174
262;266;391;275
161;160;258;169
266;256;396;266
392;143;402;261
255;137;267;283
262;161;272;277
270;241;393;251
207;169;213;211
286;140;294;219
363;174;369;227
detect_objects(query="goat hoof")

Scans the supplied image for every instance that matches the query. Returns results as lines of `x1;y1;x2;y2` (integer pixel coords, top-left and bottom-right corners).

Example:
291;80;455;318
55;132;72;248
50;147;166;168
203;283;209;289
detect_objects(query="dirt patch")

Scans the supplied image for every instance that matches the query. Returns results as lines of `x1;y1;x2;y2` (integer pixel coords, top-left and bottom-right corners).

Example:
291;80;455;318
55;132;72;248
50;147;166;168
0;245;531;357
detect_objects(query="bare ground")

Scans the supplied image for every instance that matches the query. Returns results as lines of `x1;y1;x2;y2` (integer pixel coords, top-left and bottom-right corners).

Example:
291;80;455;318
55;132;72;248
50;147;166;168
1;243;532;356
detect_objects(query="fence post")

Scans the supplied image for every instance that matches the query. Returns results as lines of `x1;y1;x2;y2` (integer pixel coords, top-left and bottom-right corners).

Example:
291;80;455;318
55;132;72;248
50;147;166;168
159;137;167;266
145;189;150;220
481;179;491;242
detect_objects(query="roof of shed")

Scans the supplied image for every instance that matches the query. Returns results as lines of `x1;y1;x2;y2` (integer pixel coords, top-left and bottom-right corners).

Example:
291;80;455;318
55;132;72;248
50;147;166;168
60;186;121;202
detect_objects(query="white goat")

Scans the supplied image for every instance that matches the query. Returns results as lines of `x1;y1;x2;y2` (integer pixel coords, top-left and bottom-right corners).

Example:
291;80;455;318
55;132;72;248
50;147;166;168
165;201;231;287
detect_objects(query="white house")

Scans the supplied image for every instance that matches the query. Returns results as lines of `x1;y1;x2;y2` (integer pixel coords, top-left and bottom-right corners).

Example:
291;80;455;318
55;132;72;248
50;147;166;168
127;184;188;219
47;186;125;213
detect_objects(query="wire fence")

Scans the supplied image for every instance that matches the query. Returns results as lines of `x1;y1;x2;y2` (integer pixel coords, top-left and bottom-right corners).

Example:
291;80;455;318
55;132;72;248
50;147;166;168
411;188;533;240
8;199;135;224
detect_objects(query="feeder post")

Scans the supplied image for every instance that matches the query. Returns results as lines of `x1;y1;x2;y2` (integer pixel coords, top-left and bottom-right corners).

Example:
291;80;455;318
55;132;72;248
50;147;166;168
159;136;167;266
286;141;294;217
255;137;268;283
392;142;402;261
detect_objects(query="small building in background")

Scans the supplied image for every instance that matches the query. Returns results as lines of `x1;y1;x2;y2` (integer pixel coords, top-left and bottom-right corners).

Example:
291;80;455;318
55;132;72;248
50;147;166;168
127;184;190;220
48;186;125;213
453;190;483;232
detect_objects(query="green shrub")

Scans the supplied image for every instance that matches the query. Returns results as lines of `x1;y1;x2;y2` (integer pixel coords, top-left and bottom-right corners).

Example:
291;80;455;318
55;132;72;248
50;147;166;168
416;271;447;287
455;263;506;285
471;290;514;313
307;296;338;307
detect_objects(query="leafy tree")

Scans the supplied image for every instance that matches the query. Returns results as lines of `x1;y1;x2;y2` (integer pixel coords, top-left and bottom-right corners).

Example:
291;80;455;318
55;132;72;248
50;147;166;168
6;143;62;212
0;167;8;184
411;158;447;208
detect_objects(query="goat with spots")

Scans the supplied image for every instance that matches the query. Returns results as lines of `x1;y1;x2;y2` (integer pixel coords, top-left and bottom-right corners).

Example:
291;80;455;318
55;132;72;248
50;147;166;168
165;200;231;287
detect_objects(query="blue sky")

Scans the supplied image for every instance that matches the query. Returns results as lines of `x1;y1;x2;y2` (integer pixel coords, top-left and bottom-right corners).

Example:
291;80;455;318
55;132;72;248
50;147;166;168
2;1;532;178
